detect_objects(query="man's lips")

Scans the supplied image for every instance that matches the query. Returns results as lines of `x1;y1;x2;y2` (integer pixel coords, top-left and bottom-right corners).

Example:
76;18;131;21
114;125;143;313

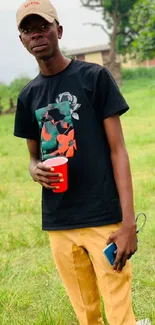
31;44;48;51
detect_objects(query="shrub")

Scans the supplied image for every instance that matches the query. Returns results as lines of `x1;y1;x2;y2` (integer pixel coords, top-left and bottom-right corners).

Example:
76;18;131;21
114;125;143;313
122;67;155;80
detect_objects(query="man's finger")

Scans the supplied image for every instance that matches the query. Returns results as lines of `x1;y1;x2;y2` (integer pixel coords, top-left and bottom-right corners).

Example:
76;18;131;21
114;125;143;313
39;176;62;183
106;235;114;245
37;171;62;178
118;254;127;271
38;176;54;184
127;253;132;260
41;182;60;190
51;178;64;183
37;162;54;172
113;251;123;270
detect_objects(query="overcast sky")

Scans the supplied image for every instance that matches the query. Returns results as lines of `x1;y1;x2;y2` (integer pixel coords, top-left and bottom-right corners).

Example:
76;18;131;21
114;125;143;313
0;0;108;84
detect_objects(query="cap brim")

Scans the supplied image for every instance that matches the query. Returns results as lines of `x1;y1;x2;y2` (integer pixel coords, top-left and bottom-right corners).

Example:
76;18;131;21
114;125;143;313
18;12;55;29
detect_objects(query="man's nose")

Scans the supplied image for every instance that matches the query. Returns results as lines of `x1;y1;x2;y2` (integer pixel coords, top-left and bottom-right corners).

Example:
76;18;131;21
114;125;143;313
31;31;43;40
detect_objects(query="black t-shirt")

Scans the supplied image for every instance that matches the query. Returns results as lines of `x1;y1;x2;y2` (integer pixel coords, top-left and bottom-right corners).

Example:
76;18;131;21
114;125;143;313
14;59;129;230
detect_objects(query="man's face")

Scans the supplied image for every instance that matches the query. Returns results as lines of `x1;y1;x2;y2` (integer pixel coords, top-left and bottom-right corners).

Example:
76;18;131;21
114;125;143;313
19;14;63;60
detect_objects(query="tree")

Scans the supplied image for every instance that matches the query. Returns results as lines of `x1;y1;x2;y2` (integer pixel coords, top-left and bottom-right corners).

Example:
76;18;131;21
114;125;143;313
130;0;155;61
0;76;31;114
80;0;138;73
9;76;31;104
0;83;10;111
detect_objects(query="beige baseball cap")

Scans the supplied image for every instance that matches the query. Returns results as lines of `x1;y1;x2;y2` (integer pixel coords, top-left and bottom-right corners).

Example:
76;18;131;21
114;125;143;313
16;0;59;29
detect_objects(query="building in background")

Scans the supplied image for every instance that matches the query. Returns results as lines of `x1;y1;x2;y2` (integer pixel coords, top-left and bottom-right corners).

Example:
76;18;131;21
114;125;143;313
66;44;155;68
66;44;121;84
66;44;111;65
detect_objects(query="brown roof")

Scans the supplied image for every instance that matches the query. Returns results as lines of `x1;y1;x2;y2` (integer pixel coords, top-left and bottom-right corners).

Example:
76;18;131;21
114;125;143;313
66;44;110;56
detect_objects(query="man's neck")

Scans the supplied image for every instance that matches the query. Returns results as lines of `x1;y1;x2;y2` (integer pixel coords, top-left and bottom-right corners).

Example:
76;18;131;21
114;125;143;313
37;52;71;76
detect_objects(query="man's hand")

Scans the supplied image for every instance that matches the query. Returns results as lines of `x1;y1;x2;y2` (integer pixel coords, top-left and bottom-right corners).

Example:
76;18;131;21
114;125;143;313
31;162;64;190
107;223;138;271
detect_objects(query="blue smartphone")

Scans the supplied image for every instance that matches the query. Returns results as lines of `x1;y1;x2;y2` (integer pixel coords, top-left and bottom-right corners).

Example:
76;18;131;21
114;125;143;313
103;243;117;265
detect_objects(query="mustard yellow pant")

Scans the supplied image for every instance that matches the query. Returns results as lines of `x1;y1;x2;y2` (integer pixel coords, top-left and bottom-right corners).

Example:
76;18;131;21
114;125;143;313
48;223;136;325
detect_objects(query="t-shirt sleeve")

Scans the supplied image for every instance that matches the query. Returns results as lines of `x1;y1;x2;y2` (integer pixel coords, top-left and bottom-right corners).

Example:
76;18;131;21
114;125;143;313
93;67;129;121
14;97;40;140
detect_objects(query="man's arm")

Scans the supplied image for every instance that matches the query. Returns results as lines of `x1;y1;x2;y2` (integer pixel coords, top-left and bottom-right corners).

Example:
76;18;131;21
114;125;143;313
27;139;63;190
104;114;137;271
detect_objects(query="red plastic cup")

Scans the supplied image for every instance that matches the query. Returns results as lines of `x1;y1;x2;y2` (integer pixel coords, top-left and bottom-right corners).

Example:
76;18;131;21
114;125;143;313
43;157;68;193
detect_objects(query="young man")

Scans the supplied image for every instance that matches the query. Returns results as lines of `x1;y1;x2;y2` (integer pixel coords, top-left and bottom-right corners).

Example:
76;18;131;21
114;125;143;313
14;1;138;324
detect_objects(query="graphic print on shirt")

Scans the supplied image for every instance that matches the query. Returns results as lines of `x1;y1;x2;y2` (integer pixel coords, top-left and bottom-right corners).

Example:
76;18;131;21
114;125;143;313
35;94;81;161
56;92;81;121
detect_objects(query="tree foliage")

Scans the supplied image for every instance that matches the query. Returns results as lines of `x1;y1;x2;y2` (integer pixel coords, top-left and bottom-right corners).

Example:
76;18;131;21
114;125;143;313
80;0;137;58
0;76;31;111
0;83;10;111
9;77;31;103
130;0;155;60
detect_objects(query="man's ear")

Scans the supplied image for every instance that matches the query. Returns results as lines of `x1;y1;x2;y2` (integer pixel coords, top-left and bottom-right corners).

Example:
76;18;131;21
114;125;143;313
19;34;22;43
19;34;25;47
58;25;63;40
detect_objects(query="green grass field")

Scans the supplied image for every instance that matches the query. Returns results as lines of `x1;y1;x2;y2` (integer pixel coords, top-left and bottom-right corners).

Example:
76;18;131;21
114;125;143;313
0;78;155;325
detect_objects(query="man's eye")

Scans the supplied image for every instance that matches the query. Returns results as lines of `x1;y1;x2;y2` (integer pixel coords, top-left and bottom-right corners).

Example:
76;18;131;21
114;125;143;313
22;28;31;34
41;23;49;30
